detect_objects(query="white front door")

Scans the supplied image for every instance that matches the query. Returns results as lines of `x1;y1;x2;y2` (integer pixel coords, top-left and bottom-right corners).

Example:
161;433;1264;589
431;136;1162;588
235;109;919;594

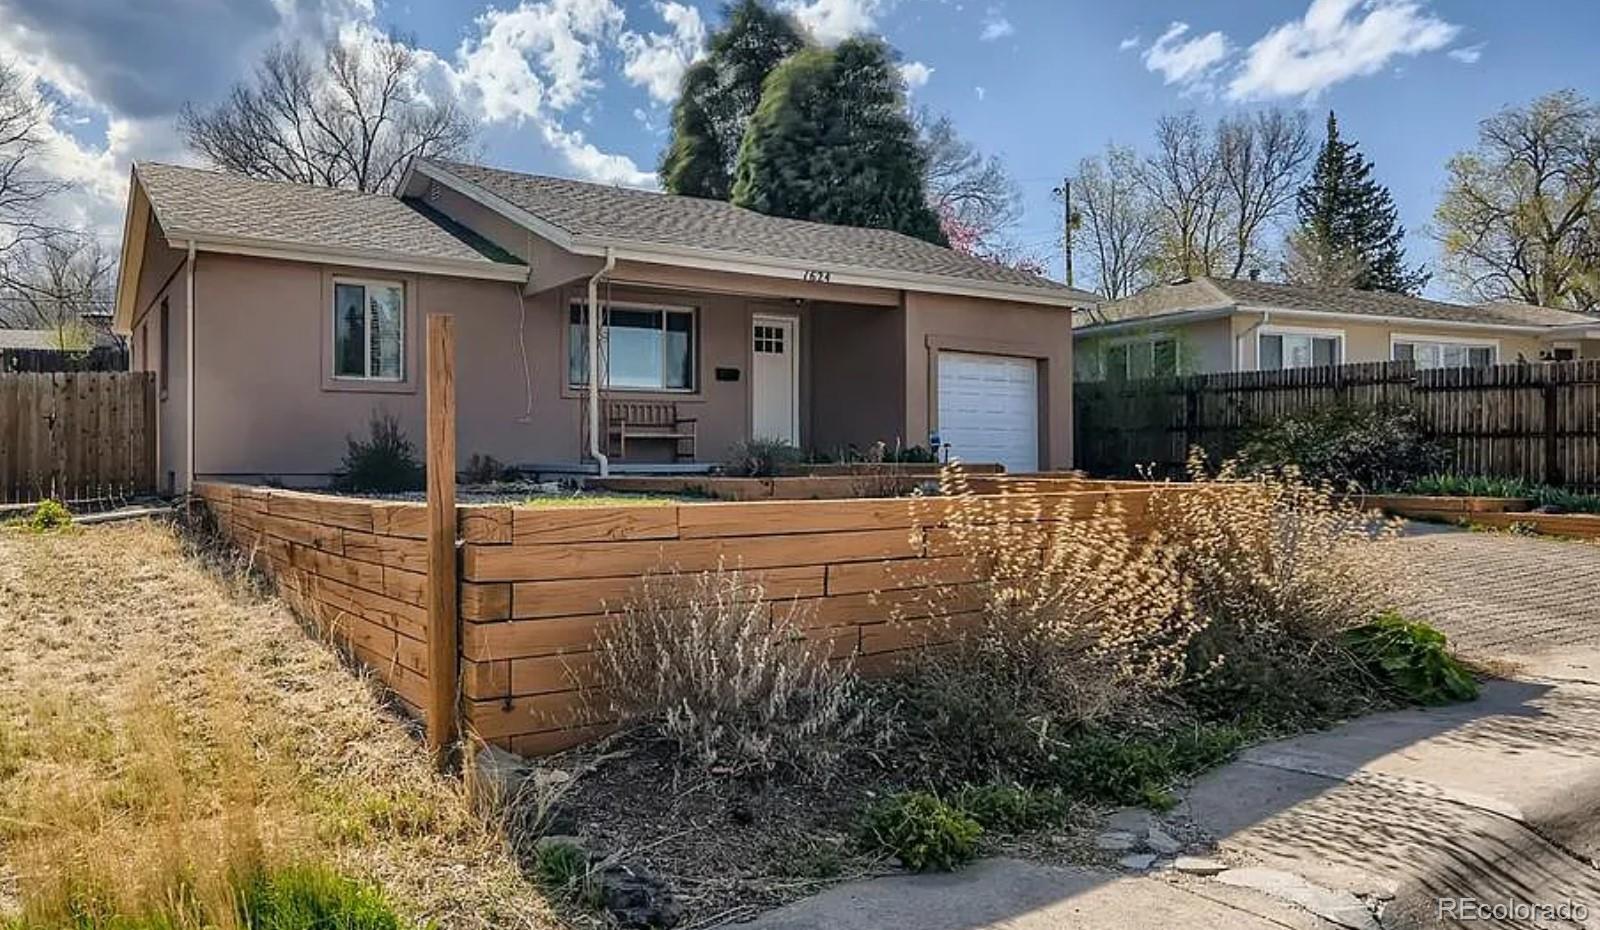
751;315;799;445
937;351;1040;472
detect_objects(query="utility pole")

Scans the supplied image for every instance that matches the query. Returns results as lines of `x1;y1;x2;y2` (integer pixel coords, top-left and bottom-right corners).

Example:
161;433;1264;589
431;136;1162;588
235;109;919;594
1053;176;1074;287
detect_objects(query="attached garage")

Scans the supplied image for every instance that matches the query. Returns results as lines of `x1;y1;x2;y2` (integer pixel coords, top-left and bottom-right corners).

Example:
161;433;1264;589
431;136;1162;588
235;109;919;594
936;351;1040;473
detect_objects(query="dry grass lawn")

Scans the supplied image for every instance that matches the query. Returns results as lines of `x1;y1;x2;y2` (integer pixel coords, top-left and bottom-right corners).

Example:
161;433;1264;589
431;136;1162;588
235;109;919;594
0;519;556;929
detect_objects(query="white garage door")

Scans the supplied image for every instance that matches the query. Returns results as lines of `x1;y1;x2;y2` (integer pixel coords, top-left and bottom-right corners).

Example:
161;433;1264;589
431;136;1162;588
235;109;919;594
936;351;1039;473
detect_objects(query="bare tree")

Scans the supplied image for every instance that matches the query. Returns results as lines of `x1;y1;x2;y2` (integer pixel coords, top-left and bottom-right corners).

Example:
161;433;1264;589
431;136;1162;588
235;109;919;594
917;108;1022;254
180;35;475;194
1075;144;1159;299
1217;109;1312;278
1139;112;1231;279
1434;89;1600;311
0;232;115;349
0;60;68;256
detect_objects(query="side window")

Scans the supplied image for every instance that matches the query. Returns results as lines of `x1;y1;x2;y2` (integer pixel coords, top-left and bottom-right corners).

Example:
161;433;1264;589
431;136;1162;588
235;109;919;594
332;279;405;381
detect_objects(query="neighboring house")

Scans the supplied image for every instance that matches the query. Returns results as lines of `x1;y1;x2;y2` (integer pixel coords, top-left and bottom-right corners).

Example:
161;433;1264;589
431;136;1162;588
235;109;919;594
112;161;1096;492
1074;277;1600;380
0;326;126;372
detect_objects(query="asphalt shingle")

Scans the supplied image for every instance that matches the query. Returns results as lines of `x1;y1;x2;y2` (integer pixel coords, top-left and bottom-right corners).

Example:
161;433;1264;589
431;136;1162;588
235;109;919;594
426;159;1092;300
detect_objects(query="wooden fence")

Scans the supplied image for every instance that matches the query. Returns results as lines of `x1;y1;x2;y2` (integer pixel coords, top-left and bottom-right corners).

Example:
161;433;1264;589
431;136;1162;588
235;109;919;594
1075;359;1600;489
0;372;157;503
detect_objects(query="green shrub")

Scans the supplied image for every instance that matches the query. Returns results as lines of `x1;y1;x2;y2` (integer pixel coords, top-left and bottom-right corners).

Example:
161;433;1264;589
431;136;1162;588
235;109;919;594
952;784;1069;833
22;499;72;532
461;453;516;484
1406;474;1600;513
1341;613;1478;705
332;412;423;493
1236;404;1449;491
1052;724;1252;811
861;792;982;871
722;438;804;477
239;864;403;930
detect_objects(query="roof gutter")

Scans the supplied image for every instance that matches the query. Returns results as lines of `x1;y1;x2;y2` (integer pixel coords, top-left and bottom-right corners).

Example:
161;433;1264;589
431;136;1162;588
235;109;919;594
184;239;196;496
162;232;528;283
1232;303;1572;335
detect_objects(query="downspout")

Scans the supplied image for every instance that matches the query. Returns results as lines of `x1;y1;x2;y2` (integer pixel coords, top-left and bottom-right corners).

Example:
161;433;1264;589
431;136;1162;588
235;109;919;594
586;248;616;477
185;240;196;495
1235;309;1270;371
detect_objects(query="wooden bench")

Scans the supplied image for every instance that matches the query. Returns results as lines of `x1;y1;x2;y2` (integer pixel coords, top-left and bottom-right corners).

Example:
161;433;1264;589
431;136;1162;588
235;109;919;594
606;400;697;461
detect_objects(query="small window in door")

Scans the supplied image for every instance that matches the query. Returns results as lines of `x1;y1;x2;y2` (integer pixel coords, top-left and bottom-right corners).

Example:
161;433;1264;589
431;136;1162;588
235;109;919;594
754;324;785;354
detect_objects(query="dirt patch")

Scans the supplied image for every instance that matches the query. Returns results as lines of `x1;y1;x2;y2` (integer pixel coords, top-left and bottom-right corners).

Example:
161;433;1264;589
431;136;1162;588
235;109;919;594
0;520;556;929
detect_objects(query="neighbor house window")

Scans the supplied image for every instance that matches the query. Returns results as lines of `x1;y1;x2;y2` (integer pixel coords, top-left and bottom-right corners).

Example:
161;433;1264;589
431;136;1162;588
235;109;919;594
568;302;696;391
1104;337;1178;381
1392;338;1495;369
1259;330;1341;370
332;279;404;381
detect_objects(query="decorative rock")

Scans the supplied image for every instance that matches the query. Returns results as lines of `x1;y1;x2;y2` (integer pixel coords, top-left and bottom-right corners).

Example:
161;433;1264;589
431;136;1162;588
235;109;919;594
1119;853;1158;871
1215;867;1381;930
1171;856;1229;876
1144;826;1183;855
1094;831;1138;852
595;862;684;929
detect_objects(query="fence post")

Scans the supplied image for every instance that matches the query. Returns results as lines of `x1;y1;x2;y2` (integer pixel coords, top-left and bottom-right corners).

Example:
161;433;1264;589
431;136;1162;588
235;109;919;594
1544;379;1561;487
425;314;460;763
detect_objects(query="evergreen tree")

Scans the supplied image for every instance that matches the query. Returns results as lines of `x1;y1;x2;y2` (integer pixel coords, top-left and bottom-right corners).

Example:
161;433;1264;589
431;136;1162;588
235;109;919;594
658;0;806;199
1292;111;1428;294
731;38;946;244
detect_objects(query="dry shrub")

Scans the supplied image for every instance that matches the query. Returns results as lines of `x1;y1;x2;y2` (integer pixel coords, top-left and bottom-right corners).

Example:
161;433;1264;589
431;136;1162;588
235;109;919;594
597;566;867;776
1157;456;1405;720
891;468;1199;782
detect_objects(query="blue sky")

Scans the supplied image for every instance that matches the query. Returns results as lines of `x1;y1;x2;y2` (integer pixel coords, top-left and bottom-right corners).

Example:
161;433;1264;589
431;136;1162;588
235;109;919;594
4;0;1598;296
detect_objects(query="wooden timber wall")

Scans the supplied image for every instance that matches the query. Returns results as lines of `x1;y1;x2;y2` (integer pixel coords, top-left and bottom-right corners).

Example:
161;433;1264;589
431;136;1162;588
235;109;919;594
1076;360;1600;490
0;371;156;503
457;487;1159;756
194;482;438;721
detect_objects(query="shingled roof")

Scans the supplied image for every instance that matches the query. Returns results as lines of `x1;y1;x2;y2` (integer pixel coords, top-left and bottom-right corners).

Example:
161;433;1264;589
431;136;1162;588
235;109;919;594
418;159;1095;304
134;163;524;273
1089;277;1598;329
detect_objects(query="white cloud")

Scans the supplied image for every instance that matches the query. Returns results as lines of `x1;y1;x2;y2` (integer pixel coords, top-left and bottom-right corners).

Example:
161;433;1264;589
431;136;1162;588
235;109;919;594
899;60;932;90
980;7;1013;41
454;0;625;120
1227;0;1460;101
538;121;654;186
1448;42;1484;64
1141;21;1230;91
1118;35;1141;52
974;85;986;101
782;0;889;44
619;1;706;104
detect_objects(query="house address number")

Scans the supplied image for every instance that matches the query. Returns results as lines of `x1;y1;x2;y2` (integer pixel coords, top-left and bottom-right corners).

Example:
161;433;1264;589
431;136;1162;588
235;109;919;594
803;269;832;283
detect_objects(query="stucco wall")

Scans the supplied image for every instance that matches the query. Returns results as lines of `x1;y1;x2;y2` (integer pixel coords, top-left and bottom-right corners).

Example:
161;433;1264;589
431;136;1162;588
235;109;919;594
129;224;188;494
808;301;907;456
1231;313;1548;369
903;291;1075;470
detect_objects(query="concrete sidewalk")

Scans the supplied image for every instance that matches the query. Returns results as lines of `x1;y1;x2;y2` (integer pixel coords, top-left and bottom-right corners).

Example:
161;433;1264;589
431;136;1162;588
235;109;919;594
731;532;1600;930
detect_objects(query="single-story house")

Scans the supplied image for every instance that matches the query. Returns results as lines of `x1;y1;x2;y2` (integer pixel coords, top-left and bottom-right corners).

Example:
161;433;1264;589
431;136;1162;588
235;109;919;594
112;160;1096;492
0;324;126;372
1074;276;1600;380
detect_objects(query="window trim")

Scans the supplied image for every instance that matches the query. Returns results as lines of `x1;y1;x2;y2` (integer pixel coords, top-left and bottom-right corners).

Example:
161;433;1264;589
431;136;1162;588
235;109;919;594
1390;333;1499;369
330;276;407;384
1256;324;1345;372
566;297;699;394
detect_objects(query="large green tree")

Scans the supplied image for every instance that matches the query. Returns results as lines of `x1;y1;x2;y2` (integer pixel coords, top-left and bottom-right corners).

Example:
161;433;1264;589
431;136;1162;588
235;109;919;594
658;0;805;200
731;38;945;244
1289;112;1427;294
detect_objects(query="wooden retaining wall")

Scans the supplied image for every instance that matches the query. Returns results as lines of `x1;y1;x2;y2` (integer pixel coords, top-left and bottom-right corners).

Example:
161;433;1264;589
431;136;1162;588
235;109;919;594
194;482;437;721
456;488;1160;756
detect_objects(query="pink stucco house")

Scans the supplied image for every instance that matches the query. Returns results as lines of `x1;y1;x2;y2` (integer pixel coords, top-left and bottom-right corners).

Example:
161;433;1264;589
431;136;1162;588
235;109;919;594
112;160;1094;492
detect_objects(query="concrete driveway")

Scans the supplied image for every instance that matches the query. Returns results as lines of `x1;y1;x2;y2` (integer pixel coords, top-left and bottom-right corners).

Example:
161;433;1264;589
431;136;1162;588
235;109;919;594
730;529;1600;930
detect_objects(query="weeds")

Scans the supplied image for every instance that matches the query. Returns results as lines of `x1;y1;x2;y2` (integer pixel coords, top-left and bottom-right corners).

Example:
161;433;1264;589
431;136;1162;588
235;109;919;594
532;842;592;901
1342;613;1478;705
5;499;72;533
1051;723;1253;811
598;567;868;776
722;438;804;478
951;784;1070;833
239;865;403;930
332;411;423;493
860;792;982;872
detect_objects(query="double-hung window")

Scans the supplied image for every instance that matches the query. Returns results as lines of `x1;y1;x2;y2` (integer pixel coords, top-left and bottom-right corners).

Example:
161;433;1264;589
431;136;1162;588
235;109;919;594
568;302;696;391
1392;339;1495;369
332;278;405;381
1103;337;1178;381
1259;330;1341;370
